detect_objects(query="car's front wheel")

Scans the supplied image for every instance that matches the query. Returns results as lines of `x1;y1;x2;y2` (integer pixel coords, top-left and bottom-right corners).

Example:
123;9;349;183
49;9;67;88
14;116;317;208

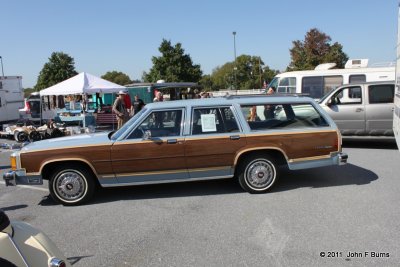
238;154;278;193
49;165;95;206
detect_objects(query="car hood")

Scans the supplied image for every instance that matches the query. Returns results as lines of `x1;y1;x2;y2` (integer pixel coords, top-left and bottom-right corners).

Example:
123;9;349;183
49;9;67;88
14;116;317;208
20;132;112;153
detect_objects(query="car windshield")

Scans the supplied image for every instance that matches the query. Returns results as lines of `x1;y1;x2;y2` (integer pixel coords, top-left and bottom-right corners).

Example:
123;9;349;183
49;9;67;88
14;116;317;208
110;107;147;140
268;77;279;90
318;88;336;103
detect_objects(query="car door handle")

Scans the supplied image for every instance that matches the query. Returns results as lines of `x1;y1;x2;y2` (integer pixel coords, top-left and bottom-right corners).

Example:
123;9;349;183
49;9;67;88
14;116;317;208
230;135;241;140
355;108;364;112
167;139;178;144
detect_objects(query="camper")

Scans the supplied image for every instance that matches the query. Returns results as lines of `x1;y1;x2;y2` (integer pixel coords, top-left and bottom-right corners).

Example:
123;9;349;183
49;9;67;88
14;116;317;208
269;59;395;99
0;76;24;126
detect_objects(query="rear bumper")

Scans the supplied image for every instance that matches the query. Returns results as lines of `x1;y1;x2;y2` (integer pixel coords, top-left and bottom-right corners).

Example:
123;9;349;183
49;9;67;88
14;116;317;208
3;170;43;186
288;152;348;170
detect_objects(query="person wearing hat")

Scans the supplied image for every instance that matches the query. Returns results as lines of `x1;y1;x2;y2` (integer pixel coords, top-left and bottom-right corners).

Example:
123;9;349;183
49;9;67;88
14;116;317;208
113;90;129;129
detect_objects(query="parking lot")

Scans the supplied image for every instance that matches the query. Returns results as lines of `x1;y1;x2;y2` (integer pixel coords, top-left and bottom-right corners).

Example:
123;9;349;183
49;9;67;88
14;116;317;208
1;138;399;267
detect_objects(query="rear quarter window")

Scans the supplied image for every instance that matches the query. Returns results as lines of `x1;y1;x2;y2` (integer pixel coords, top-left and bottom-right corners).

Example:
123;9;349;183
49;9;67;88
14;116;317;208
241;103;329;130
368;84;395;104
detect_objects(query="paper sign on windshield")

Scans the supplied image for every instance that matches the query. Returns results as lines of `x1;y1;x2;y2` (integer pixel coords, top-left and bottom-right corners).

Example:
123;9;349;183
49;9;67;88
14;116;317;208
201;114;217;132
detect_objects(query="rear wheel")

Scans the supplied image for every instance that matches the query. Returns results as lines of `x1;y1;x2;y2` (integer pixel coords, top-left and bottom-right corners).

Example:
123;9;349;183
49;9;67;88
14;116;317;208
237;154;279;193
49;165;95;206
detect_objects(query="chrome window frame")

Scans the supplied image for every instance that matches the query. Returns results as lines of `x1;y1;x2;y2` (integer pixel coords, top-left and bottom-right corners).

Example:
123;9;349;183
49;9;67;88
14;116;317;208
121;107;186;140
189;105;243;136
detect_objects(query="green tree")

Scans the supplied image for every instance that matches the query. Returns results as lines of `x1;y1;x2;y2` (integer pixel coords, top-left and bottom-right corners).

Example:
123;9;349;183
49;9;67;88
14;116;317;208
207;55;279;90
102;71;132;85
34;52;78;91
143;39;202;82
287;28;348;71
23;87;35;98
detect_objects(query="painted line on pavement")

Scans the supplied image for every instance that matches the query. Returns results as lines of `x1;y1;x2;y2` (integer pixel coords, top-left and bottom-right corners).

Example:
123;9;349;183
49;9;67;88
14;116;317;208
0;181;48;192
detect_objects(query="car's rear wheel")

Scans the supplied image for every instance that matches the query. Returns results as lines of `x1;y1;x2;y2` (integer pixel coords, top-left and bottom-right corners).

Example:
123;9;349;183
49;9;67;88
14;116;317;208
238;154;278;193
49;165;95;206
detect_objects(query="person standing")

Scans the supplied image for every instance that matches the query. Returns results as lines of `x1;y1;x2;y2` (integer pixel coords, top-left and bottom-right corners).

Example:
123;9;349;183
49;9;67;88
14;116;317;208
153;91;163;102
132;94;145;115
113;90;129;129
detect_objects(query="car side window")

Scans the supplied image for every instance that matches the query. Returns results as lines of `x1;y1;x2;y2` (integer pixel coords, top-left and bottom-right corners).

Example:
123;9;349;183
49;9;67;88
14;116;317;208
128;109;183;139
191;107;239;135
241;103;329;130
368;84;395;104
333;87;362;105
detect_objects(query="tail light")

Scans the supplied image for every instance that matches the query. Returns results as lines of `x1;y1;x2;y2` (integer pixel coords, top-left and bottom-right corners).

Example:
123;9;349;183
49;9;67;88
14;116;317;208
49;258;66;267
25;101;31;114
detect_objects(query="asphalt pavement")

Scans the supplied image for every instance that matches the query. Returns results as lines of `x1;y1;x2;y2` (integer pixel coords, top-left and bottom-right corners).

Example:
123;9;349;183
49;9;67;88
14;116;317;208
0;138;399;267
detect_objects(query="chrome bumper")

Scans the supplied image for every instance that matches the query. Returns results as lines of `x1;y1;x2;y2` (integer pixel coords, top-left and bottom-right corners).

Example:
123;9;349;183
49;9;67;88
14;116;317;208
338;152;348;165
3;170;43;186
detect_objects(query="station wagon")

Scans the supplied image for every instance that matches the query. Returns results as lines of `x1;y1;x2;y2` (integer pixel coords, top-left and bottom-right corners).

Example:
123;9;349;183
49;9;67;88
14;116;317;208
4;95;348;205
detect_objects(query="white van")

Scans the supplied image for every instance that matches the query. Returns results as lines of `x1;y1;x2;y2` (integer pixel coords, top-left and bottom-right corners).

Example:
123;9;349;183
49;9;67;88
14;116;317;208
0;76;24;125
269;59;394;99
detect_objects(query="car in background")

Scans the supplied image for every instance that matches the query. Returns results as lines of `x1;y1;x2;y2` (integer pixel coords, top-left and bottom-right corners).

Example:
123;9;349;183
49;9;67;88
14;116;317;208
319;81;395;137
19;92;42;124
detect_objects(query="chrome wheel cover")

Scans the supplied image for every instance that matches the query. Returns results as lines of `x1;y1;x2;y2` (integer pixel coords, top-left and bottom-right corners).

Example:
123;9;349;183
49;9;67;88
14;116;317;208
245;159;275;190
54;170;87;202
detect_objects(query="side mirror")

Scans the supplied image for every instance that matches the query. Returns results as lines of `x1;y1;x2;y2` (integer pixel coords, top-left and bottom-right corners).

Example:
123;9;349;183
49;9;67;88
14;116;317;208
143;130;152;140
327;98;333;106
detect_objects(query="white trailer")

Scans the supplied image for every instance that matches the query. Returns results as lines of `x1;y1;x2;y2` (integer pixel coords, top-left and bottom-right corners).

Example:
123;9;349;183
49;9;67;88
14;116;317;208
0;76;24;125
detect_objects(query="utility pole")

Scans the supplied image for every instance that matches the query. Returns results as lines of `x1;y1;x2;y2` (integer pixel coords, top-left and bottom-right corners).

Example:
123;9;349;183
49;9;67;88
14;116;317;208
232;31;237;93
0;56;4;78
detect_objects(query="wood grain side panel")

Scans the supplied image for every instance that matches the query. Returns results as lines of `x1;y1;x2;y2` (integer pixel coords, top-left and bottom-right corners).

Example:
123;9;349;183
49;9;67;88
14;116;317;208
184;136;247;169
20;145;112;175
111;141;186;174
244;131;338;160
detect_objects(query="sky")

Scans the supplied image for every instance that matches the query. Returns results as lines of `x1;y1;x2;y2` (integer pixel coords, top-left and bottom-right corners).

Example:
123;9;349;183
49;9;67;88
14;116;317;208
0;0;398;88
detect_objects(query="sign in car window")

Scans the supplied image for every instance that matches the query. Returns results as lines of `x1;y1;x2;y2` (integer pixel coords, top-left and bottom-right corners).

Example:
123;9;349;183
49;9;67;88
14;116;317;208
201;114;217;132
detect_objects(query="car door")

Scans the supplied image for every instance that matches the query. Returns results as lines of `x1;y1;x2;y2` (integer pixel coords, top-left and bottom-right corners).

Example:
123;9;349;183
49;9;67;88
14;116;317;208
184;106;246;179
322;86;366;135
110;108;188;184
364;83;395;135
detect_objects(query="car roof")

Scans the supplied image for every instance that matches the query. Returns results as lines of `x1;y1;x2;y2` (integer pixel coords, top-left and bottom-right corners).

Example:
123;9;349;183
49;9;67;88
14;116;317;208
337;80;395;87
145;95;316;109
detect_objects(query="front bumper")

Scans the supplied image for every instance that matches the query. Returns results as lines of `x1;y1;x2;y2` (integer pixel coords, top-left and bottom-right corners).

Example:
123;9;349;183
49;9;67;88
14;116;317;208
338;152;348;165
3;170;43;186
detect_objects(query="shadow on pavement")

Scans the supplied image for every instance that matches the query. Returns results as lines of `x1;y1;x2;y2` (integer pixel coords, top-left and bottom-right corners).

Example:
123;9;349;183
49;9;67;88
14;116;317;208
342;138;398;150
0;204;28;211
67;255;94;266
272;163;378;192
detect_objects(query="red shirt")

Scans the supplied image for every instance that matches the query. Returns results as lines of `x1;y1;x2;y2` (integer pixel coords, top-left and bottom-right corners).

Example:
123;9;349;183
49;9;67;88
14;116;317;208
124;94;132;109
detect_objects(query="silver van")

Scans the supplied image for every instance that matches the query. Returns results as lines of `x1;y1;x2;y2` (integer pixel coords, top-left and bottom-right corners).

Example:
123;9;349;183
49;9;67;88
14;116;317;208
319;81;395;137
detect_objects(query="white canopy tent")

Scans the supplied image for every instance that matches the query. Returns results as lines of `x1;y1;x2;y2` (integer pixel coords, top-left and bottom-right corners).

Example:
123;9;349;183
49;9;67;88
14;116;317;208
39;72;126;129
39;72;126;96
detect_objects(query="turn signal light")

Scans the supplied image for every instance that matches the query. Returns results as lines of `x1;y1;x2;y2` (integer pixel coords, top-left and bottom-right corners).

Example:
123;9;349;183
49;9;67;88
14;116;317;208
10;156;17;170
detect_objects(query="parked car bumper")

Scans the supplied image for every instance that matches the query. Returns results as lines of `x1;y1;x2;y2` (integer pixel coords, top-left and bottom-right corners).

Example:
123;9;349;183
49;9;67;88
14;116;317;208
3;169;43;186
288;152;348;170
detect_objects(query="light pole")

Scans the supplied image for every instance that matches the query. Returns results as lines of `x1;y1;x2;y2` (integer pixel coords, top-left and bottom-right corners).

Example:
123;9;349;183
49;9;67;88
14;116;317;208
0;56;4;77
232;31;237;93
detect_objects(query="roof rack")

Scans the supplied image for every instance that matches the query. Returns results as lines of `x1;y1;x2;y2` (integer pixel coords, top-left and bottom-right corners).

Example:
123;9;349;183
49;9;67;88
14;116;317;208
223;93;310;99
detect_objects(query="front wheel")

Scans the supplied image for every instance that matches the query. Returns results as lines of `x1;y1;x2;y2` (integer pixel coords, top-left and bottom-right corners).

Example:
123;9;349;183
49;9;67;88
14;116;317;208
237;154;279;193
49;165;95;205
